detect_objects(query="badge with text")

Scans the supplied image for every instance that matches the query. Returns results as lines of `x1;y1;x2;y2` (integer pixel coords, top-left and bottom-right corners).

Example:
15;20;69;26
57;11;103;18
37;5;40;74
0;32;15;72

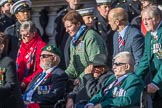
77;41;84;51
0;67;6;85
37;85;52;95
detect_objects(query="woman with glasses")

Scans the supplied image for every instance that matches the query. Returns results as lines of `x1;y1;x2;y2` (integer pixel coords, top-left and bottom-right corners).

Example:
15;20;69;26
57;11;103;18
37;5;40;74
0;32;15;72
0;32;24;108
16;20;46;92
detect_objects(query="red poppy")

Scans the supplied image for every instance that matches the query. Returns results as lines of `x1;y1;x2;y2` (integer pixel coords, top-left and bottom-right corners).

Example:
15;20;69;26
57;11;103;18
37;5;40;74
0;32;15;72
116;82;122;86
0;71;3;75
46;73;52;79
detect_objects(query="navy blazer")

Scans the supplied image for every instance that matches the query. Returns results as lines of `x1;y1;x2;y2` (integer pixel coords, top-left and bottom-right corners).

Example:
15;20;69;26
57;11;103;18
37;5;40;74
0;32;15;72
0;56;24;108
113;25;144;70
26;66;68;105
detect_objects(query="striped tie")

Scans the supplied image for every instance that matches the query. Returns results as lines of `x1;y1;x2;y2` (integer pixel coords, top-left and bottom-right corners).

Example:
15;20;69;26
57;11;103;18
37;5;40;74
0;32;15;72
118;36;125;51
104;79;118;95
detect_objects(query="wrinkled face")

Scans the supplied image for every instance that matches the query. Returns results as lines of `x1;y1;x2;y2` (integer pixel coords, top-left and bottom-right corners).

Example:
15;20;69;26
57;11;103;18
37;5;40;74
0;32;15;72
82;15;94;27
108;13;118;31
20;29;35;43
64;20;80;37
97;4;111;18
142;12;159;32
92;66;105;78
15;10;30;23
40;51;54;70
66;0;80;10
113;57;127;78
1;2;12;14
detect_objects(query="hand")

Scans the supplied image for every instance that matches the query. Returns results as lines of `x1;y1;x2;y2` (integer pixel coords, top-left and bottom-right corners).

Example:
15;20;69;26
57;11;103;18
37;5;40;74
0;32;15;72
21;82;26;88
66;98;74;108
21;82;26;92
73;78;80;85
24;101;30;105
94;104;102;108
84;65;94;74
147;83;158;93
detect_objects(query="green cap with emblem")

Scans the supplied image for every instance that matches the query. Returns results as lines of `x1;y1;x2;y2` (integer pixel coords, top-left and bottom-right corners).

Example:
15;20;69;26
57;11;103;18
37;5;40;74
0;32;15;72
0;0;13;6
42;45;61;58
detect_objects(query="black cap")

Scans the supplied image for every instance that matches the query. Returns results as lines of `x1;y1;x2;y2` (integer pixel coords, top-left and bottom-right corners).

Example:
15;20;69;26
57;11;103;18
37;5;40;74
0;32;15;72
90;54;108;67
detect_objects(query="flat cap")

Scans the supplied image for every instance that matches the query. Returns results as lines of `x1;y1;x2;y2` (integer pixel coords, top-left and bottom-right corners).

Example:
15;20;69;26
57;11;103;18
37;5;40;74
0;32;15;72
89;54;108;67
76;7;94;16
42;45;61;58
10;0;31;15
0;0;13;6
96;0;112;5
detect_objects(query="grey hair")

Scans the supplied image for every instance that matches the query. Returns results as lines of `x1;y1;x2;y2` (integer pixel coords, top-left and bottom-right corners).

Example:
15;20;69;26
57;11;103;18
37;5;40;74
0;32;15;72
20;20;37;33
141;5;162;20
114;51;135;66
54;54;61;66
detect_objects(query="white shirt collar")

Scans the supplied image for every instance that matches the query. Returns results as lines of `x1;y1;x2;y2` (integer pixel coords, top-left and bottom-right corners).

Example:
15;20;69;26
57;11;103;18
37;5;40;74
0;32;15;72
43;66;56;74
119;24;129;39
151;21;162;36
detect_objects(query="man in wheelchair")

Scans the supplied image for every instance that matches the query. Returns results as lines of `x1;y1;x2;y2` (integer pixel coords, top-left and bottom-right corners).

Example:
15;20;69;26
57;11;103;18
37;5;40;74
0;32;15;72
66;54;113;108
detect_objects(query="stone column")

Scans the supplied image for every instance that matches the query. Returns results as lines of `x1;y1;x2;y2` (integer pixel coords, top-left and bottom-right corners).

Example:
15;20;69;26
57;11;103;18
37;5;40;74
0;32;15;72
45;7;59;45
31;7;44;36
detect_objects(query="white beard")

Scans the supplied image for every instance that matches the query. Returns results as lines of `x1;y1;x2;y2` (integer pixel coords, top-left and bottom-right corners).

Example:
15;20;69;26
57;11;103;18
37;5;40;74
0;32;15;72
40;60;53;70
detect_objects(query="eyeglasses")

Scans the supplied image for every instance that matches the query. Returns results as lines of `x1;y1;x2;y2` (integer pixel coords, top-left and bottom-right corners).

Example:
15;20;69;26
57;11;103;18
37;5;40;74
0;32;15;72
113;62;126;66
40;54;53;58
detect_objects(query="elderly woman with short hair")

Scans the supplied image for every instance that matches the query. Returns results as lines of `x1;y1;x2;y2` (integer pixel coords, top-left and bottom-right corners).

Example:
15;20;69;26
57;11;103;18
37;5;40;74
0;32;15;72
16;20;46;91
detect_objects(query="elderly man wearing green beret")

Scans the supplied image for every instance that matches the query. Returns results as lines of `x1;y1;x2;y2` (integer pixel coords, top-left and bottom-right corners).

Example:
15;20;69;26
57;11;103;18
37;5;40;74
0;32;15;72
23;45;68;107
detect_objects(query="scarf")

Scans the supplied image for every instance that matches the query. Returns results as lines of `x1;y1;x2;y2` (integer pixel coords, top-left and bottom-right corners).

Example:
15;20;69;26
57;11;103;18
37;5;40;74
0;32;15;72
71;24;87;47
23;72;47;101
16;33;42;82
23;67;56;102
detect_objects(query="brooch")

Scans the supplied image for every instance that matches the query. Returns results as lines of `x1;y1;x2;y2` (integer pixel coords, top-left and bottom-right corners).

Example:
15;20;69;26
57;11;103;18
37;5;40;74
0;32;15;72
0;67;6;85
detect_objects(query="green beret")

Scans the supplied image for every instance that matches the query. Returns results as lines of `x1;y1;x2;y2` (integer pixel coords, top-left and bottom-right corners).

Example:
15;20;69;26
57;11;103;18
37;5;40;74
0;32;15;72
42;45;61;58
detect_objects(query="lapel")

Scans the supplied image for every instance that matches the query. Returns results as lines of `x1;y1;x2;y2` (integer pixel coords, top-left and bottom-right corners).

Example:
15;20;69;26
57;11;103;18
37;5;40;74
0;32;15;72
26;73;42;91
26;67;57;91
41;66;58;84
157;24;162;41
147;32;153;59
122;25;131;51
150;23;162;59
114;32;119;55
